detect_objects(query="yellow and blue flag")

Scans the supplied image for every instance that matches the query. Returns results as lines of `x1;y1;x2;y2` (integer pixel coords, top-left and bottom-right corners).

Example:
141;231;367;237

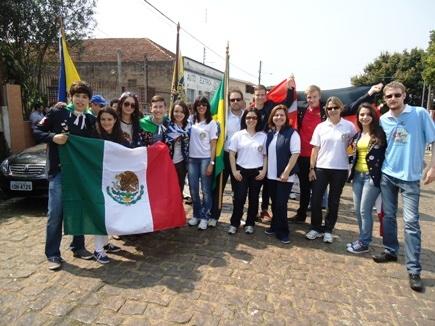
58;32;80;101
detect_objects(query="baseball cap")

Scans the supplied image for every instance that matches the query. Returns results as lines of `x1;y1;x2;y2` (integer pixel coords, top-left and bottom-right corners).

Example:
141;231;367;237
90;94;106;106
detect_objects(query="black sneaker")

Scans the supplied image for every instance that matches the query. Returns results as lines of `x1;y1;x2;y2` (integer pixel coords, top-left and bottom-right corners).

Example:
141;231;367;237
47;257;62;271
264;228;274;235
409;274;424;292
288;215;306;224
372;252;398;263
73;248;94;260
104;243;121;253
277;235;290;244
94;251;110;264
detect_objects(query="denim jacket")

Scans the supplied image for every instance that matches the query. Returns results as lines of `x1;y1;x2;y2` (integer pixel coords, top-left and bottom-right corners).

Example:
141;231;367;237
348;131;386;187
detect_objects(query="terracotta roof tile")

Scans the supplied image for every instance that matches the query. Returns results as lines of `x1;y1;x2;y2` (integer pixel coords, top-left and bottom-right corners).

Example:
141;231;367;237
70;38;175;62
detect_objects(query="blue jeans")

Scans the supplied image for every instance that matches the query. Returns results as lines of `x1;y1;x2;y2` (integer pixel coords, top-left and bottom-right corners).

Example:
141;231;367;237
380;173;421;275
188;158;212;220
45;174;85;259
352;172;380;246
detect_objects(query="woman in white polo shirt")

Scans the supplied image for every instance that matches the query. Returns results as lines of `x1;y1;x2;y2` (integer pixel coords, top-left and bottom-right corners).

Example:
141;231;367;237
228;108;267;234
187;96;218;230
306;96;357;243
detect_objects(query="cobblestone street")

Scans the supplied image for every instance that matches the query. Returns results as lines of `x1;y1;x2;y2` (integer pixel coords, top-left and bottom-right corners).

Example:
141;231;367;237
0;177;434;325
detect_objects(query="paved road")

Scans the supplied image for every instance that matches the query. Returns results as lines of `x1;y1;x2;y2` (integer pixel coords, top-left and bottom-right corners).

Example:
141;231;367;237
0;176;434;325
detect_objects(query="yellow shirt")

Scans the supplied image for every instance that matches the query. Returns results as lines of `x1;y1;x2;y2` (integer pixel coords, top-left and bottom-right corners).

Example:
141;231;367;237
355;135;370;173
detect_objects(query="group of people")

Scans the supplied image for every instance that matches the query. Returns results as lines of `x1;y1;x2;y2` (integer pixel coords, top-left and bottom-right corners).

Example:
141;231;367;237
35;78;435;292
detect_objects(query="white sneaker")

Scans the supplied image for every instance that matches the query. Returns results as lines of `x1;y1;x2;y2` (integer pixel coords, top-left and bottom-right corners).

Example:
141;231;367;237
208;218;218;227
228;225;237;234
198;219;208;230
323;232;333;243
188;217;199;226
305;229;324;240
245;226;254;234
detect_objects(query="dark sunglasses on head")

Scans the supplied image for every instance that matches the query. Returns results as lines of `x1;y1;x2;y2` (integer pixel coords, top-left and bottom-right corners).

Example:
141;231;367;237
246;116;258;120
385;93;402;99
326;106;340;111
230;98;242;102
123;101;136;109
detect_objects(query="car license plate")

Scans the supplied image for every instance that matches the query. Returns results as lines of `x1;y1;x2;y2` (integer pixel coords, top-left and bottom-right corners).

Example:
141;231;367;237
10;181;33;191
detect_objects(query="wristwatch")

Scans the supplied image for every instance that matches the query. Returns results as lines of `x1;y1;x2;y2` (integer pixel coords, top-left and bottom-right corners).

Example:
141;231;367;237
210;160;215;165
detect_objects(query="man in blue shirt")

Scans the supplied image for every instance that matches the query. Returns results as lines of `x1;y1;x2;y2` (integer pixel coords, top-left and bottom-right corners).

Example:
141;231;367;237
373;81;435;292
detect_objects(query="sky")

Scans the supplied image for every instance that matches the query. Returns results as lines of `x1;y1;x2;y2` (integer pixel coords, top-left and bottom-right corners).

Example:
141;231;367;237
93;0;435;90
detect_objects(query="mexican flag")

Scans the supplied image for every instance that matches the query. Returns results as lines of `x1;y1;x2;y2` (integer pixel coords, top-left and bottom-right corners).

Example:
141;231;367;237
59;135;186;235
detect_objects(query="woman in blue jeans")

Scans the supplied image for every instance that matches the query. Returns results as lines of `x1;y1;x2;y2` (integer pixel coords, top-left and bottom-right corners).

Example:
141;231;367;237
187;96;218;230
347;103;386;253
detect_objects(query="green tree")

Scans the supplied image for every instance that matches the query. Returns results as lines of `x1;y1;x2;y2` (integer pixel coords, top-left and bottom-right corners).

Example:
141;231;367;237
351;48;426;105
422;30;435;86
0;0;96;117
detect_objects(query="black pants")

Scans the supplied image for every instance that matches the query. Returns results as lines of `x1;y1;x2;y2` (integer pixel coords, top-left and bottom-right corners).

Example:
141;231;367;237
260;178;270;211
296;156;312;220
310;168;348;232
211;151;237;220
268;179;293;238
230;167;262;227
174;160;187;197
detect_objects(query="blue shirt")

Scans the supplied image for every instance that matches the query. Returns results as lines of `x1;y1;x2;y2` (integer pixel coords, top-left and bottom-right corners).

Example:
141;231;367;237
381;105;435;181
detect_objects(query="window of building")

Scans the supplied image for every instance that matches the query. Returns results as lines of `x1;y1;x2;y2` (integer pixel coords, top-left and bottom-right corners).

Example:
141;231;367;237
128;79;137;87
187;88;195;103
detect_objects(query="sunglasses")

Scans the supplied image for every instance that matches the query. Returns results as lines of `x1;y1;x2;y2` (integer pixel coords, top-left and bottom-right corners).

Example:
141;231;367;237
326;106;340;111
123;101;136;109
385;93;402;99
246;116;258;120
230;98;242;102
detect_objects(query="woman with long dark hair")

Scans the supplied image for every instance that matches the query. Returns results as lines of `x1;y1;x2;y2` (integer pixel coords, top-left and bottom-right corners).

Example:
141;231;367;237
116;92;144;147
228;108;267;234
187;96;218;230
165;100;191;195
347;103;386;253
264;105;300;244
92;106;127;263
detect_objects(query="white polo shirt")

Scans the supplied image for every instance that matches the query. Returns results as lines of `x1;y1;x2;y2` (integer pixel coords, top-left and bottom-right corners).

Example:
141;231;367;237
189;120;219;158
228;130;266;169
267;131;301;183
224;110;243;151
310;118;356;170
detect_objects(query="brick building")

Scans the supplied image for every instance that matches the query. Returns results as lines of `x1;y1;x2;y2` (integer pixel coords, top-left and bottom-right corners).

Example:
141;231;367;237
41;38;175;110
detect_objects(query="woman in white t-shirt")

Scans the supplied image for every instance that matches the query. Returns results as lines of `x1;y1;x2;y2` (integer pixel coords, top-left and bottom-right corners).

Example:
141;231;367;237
265;105;301;244
306;96;357;243
187;96;218;230
165;100;191;196
228;108;267;235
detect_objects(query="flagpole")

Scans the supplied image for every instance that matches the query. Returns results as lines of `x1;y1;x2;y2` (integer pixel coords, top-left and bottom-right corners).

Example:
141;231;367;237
217;42;230;210
171;22;180;110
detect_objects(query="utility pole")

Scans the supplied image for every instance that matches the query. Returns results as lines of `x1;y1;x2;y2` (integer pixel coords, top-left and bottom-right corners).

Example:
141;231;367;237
258;60;262;85
116;49;122;93
421;81;426;107
144;54;148;110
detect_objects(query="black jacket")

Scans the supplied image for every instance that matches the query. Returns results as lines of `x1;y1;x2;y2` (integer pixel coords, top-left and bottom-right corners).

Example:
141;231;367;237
297;92;375;131
348;131;386;187
34;107;96;177
258;88;296;131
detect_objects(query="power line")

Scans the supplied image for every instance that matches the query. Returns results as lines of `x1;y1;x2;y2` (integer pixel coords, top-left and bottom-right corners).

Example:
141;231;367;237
141;0;257;80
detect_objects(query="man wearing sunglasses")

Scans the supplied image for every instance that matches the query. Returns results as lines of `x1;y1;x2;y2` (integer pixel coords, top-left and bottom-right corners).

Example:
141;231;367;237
210;89;245;225
373;81;435;292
